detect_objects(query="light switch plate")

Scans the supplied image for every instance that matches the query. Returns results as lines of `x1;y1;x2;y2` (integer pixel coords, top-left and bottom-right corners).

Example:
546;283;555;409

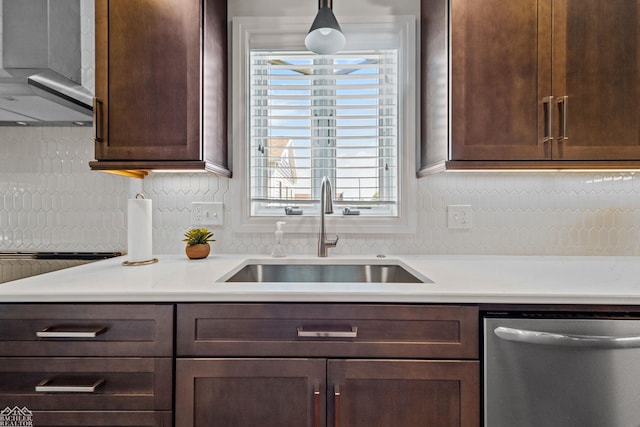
191;202;223;226
447;205;472;229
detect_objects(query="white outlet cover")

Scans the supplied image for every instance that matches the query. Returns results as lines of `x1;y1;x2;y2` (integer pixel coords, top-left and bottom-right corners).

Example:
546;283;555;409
447;205;472;229
191;202;223;226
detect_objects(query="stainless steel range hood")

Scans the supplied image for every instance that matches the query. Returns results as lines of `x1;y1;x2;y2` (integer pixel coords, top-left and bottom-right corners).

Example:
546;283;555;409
0;0;93;126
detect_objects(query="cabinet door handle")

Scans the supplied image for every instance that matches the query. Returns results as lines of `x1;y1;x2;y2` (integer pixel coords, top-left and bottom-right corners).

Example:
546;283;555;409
36;326;107;338
334;384;341;427
557;95;568;142
35;377;105;393
93;97;104;142
541;96;554;145
314;386;320;427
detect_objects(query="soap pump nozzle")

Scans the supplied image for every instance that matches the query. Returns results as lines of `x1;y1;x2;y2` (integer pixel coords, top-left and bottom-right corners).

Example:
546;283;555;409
271;221;287;258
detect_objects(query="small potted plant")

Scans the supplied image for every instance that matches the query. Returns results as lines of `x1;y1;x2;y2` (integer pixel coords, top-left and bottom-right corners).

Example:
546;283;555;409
183;227;215;259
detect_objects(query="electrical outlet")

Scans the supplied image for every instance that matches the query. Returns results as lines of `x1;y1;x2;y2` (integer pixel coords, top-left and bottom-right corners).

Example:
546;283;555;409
448;205;472;229
191;202;223;226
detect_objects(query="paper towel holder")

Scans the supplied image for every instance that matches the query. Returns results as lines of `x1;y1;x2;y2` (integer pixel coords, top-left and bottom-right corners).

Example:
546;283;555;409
123;193;159;266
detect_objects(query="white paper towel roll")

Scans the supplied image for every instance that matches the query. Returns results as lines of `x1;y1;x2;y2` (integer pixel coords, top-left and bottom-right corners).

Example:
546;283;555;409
127;198;153;262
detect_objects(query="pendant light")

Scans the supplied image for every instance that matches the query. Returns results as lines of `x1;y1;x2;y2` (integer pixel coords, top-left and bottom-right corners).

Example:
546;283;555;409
305;0;346;55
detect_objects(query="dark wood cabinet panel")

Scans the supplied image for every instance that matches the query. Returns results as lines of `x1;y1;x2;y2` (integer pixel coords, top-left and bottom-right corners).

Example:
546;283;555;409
176;303;480;426
551;0;640;161
177;303;478;358
450;0;549;162
328;359;479;427
0;304;174;423
420;0;640;172
90;0;230;176
176;357;479;427
0;357;172;411
419;0;449;173
93;0;199;161
0;304;173;357
202;0;229;176
175;358;326;427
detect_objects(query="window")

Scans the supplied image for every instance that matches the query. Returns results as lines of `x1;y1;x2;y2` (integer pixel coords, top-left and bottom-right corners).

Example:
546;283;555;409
250;50;398;217
232;16;417;233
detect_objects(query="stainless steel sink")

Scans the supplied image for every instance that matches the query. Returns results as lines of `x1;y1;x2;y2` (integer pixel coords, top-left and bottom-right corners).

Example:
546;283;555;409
224;263;430;283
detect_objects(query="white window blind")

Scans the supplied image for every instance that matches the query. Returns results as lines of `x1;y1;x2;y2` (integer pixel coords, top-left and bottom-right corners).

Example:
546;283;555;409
249;50;399;217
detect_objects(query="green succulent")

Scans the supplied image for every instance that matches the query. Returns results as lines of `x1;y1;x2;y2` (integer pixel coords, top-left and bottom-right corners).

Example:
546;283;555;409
183;227;215;246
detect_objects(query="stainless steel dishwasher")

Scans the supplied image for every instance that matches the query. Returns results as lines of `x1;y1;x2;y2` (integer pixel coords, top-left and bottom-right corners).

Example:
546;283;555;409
484;312;640;427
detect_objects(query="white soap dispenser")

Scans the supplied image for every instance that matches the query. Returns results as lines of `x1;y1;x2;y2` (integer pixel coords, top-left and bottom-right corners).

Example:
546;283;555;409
271;221;287;258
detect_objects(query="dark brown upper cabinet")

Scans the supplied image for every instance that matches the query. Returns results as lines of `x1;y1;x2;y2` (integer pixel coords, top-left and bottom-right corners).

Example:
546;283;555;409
420;0;640;173
90;0;230;178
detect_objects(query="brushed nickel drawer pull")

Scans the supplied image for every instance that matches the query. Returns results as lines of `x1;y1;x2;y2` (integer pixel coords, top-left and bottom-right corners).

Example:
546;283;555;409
297;326;358;338
37;326;107;338
35;377;105;393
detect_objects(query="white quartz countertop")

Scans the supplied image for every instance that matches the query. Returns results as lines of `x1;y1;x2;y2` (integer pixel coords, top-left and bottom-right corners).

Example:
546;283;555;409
2;254;640;304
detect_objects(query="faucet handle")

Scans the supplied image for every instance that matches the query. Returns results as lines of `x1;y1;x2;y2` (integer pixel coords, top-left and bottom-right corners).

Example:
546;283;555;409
327;235;339;247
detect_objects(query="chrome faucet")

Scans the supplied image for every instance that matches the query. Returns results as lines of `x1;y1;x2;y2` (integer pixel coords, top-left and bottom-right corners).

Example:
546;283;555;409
318;176;339;257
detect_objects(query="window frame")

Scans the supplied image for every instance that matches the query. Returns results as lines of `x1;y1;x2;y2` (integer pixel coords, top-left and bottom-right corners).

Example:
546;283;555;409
231;16;418;235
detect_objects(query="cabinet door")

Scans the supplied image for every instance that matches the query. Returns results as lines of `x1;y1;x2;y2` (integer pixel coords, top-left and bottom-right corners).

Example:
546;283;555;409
450;0;551;161
175;358;326;427
94;0;200;162
552;0;640;161
327;359;479;427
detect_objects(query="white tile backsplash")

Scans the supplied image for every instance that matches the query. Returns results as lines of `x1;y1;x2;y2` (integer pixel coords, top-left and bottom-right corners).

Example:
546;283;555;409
0;127;129;252
2;127;640;256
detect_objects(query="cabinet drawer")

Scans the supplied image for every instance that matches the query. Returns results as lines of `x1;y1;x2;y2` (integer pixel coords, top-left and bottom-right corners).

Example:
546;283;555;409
28;411;172;426
0;304;173;356
177;304;478;358
0;357;172;411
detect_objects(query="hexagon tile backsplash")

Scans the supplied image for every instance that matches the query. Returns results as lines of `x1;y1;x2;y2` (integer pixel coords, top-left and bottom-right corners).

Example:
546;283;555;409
0;127;129;252
3;126;640;257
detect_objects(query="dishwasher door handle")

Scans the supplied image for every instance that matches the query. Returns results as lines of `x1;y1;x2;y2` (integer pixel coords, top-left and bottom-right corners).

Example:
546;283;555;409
494;326;640;349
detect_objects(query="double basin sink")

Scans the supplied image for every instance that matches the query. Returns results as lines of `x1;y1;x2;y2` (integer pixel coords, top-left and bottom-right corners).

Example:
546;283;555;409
223;261;431;284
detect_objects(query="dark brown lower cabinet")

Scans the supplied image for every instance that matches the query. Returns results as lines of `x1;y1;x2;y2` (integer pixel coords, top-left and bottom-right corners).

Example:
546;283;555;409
0;304;174;426
175;358;479;427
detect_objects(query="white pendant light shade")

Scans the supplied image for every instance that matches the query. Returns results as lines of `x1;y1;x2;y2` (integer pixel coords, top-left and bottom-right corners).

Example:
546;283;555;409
305;1;346;55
